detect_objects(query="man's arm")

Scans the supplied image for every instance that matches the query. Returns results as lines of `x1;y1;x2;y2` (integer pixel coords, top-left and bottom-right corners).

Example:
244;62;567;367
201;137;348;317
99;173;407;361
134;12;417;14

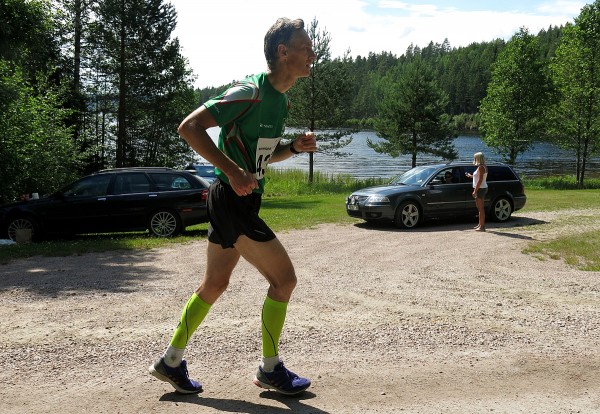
269;131;317;163
178;106;258;196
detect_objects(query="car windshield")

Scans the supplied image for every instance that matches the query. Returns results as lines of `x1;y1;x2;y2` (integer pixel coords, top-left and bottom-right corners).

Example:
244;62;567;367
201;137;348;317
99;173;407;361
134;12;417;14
390;166;439;186
193;165;215;177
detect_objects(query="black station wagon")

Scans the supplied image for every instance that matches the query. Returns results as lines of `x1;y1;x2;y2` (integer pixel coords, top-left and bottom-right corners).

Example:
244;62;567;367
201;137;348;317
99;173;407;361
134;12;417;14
0;167;210;241
346;162;527;229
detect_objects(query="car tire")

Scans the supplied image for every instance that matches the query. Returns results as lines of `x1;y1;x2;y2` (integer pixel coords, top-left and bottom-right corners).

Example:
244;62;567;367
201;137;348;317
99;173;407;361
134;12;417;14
394;201;421;229
6;216;40;242
490;196;513;222
149;210;181;237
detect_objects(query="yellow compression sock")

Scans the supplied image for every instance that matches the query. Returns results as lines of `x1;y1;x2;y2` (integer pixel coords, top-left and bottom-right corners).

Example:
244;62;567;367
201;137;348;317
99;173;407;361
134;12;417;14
261;296;288;358
170;293;212;349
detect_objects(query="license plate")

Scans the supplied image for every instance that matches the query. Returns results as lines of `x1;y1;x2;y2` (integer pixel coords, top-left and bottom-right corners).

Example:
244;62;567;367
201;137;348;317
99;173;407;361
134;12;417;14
347;204;359;211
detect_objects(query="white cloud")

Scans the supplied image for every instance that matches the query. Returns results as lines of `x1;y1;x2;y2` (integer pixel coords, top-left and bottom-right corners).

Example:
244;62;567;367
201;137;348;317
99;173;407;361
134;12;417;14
536;0;587;15
170;0;588;88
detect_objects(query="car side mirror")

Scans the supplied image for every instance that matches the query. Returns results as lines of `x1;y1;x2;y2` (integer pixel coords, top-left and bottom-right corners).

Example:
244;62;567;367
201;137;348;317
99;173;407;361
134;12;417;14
430;179;442;186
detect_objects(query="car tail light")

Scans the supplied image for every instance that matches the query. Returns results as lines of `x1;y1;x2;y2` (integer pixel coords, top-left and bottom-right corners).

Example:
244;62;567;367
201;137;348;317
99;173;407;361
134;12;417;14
201;189;208;201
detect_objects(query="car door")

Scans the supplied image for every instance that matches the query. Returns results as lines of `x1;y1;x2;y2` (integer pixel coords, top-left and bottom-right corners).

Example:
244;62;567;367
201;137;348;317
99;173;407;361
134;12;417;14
107;172;154;231
42;174;113;234
148;172;205;222
461;165;479;213
424;168;469;216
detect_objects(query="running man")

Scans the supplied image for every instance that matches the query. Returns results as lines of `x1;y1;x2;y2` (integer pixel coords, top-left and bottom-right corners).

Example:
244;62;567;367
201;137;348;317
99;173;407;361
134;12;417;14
149;17;317;396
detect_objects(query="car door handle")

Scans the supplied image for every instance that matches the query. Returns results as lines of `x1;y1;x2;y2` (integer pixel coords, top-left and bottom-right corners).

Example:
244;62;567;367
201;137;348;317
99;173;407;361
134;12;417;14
97;197;107;201
148;194;158;197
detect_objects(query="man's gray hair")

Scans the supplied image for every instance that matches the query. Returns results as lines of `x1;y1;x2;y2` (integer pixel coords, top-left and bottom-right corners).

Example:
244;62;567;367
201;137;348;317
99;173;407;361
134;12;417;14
264;18;305;70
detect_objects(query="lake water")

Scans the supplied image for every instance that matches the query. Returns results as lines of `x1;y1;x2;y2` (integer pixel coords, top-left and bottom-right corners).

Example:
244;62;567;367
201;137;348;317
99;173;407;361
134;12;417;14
207;129;599;180
275;131;600;179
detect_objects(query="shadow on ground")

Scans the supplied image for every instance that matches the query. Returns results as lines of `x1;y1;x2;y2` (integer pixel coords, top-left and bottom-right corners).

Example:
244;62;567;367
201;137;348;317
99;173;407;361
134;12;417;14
353;214;547;235
160;390;330;413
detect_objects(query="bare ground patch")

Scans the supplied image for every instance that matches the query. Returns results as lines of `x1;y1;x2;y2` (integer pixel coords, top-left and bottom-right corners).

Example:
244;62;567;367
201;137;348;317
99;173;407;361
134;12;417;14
1;210;599;413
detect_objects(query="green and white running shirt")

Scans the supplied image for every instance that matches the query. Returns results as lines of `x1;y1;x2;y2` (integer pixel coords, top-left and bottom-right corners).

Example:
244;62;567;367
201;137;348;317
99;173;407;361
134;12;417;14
204;72;290;194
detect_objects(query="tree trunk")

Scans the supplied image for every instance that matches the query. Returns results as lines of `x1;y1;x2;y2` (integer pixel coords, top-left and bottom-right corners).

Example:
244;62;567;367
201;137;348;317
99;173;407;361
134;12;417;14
308;69;316;184
579;135;590;188
73;0;82;142
411;130;418;167
309;117;315;184
116;0;127;167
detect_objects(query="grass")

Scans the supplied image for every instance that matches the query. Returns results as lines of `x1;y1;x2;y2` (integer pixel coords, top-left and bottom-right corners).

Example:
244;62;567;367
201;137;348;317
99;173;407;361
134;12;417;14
522;175;600;190
523;231;600;271
519;188;600;211
1;171;599;269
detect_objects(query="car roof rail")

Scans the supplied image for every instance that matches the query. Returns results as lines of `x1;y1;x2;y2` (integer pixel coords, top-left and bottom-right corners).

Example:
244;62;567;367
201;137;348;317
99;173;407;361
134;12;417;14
93;167;176;174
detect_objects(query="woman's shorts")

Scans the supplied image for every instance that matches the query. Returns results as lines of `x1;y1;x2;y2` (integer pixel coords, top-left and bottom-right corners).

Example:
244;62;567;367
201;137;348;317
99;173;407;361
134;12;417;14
475;187;488;199
207;178;276;248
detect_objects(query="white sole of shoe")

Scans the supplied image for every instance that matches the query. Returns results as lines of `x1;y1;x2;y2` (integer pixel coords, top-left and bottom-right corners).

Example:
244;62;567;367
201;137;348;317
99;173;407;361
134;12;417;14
149;364;202;395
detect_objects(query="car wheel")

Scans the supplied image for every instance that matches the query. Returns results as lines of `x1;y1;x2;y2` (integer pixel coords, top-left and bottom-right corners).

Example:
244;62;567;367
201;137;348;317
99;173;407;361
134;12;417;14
491;197;513;222
149;210;181;237
7;216;39;242
394;201;421;229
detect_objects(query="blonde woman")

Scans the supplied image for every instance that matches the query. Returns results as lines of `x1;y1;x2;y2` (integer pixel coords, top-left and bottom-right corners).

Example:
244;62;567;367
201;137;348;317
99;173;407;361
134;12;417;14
465;152;488;231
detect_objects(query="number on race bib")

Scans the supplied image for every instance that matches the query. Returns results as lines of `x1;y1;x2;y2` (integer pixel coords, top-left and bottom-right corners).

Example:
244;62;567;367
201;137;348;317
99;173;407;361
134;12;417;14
255;137;280;180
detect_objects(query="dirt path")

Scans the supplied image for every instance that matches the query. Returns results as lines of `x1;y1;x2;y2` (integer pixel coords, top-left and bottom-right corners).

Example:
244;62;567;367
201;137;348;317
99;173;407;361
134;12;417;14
1;210;599;413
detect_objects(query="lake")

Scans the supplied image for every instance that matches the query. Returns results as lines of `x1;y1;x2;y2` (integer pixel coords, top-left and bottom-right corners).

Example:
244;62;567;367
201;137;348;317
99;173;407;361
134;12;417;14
275;132;600;179
207;129;599;180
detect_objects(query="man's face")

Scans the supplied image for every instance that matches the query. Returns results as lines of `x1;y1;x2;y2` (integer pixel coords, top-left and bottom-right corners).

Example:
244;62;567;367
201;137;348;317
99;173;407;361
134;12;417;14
284;30;316;78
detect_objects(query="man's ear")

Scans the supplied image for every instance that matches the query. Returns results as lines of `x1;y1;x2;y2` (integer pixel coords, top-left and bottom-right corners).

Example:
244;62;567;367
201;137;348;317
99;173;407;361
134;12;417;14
277;43;288;60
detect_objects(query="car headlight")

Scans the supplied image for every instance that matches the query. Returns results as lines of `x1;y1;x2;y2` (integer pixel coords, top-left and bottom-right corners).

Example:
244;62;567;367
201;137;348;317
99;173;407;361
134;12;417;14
365;195;390;205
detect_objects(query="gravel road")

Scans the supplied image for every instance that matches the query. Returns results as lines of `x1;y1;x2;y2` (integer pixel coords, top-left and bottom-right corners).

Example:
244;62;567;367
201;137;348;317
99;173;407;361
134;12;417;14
1;209;599;413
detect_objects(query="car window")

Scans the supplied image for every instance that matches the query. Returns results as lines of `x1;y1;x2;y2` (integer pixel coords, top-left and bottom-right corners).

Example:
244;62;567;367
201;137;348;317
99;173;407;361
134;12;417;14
113;173;151;195
195;165;216;177
63;175;111;197
150;173;193;191
487;166;517;181
391;166;438;185
462;166;476;183
432;168;457;184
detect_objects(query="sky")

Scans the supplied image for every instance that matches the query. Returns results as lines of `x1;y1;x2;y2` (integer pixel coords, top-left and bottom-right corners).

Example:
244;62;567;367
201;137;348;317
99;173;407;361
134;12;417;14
169;0;590;89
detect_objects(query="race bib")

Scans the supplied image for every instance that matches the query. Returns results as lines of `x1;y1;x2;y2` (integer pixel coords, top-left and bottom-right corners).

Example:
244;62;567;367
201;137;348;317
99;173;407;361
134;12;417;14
255;137;280;180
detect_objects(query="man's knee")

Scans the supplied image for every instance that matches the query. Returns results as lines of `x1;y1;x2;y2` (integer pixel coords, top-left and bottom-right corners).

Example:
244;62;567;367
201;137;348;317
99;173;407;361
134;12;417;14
271;271;297;296
197;276;230;298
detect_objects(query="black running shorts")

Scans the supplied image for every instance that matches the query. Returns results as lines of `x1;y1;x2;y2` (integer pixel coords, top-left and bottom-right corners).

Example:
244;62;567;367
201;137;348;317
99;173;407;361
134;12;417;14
207;178;276;248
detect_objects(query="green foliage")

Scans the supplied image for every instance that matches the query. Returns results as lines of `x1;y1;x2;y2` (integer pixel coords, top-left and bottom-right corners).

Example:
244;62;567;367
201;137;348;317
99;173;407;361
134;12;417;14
3;1;598;195
370;57;457;167
523;175;600;190
451;113;481;133
194;28;568;134
285;18;356;181
0;62;83;203
1;0;199;195
0;0;59;78
480;28;552;165
549;2;600;187
90;0;198;168
287;19;354;130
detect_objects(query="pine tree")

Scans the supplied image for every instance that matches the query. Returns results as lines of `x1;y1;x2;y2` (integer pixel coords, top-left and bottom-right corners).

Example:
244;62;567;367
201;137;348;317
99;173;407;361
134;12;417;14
285;18;355;183
370;57;456;168
91;0;196;167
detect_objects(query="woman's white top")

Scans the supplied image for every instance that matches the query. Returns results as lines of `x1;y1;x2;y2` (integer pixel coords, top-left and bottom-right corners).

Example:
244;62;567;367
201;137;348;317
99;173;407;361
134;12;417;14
472;165;488;188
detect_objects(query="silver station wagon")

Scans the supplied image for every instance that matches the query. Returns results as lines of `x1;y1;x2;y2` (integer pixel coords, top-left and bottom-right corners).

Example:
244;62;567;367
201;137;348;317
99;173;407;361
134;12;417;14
346;162;527;229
